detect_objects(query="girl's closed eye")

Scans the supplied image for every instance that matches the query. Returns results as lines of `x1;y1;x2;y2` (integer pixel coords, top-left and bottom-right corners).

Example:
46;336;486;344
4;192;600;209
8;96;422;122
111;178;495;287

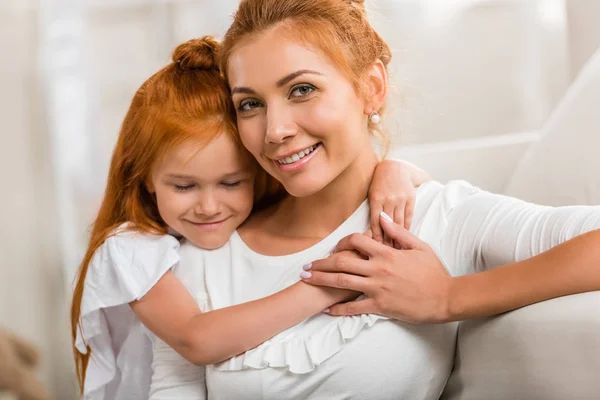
174;184;195;192
221;180;242;189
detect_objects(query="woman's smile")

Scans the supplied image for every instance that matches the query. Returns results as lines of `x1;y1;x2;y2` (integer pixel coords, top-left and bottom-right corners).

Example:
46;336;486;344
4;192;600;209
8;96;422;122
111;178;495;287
272;142;322;172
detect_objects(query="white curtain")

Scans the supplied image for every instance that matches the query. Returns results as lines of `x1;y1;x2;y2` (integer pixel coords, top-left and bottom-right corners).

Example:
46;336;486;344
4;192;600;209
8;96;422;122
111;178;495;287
0;0;577;398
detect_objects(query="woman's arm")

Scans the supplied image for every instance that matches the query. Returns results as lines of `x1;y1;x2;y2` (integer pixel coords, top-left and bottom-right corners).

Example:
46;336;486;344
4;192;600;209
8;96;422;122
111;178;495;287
368;159;430;242
448;228;600;320
302;185;600;323
131;271;355;365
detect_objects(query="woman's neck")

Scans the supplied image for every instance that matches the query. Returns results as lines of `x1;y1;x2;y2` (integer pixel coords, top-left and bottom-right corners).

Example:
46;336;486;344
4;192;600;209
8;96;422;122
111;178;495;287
259;147;379;241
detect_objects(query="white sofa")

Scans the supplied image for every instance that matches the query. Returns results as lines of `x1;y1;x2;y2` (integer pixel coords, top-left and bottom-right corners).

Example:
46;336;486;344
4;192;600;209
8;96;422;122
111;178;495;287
398;45;600;399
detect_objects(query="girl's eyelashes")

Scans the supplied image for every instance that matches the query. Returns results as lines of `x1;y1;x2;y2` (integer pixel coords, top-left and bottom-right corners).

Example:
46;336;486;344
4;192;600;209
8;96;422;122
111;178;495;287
289;83;317;99
221;180;242;188
174;184;195;192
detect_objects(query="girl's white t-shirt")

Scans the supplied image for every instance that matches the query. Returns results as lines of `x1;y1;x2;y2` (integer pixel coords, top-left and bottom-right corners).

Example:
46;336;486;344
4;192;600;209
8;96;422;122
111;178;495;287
148;180;600;400
76;227;181;400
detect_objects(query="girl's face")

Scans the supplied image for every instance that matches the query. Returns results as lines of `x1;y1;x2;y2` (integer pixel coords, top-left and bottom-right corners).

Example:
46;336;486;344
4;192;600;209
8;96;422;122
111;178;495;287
227;28;372;198
151;133;256;249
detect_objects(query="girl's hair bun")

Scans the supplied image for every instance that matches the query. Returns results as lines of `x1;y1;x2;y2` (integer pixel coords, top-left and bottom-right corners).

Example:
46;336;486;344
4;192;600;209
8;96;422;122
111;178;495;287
172;36;220;71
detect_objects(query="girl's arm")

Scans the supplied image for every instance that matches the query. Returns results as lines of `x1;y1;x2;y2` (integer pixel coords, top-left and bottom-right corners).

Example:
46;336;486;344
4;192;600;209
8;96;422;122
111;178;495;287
369;159;430;242
131;270;356;366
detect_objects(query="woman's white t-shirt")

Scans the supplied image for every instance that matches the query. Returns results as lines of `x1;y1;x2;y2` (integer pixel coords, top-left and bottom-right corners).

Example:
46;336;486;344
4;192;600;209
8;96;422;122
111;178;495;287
148;180;600;400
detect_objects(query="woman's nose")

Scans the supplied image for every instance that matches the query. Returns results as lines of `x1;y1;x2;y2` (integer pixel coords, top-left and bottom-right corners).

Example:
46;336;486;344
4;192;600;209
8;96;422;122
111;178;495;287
265;108;297;144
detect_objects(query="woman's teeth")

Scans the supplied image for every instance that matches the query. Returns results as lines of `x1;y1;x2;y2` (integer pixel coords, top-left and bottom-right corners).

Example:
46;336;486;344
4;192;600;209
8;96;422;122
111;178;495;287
277;144;318;165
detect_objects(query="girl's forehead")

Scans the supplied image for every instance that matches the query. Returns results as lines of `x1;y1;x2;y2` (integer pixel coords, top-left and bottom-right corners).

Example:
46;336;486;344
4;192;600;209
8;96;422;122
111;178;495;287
156;134;251;178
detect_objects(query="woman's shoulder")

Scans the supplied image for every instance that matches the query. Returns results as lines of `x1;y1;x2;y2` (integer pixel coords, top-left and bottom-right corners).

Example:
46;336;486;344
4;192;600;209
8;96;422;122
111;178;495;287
411;180;483;240
414;180;481;216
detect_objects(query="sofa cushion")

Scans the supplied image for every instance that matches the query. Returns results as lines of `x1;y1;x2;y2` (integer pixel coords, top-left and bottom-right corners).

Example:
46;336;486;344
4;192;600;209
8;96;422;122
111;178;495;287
441;292;600;400
504;45;600;206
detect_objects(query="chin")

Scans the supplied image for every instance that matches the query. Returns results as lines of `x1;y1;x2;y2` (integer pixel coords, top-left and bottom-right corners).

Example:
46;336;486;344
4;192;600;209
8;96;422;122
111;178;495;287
281;177;328;198
187;234;230;250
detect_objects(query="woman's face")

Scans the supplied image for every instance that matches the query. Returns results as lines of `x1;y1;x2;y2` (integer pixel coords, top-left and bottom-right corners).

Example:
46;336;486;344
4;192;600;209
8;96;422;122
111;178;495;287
151;133;256;249
227;28;372;197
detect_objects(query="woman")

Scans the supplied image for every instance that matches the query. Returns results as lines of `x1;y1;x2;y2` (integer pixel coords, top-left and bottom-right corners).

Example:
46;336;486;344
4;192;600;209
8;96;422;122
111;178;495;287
149;0;600;398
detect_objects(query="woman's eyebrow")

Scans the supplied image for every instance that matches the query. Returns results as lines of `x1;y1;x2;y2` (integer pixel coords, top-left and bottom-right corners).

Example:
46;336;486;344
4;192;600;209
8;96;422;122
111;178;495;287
231;69;323;95
231;86;256;96
276;69;323;88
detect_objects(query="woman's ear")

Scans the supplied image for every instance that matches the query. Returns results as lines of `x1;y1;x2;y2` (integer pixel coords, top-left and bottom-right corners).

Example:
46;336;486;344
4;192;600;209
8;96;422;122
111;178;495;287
363;59;388;115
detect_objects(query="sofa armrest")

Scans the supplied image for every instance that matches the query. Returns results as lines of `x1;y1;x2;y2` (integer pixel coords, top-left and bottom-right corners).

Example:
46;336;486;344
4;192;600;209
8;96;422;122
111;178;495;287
440;291;600;400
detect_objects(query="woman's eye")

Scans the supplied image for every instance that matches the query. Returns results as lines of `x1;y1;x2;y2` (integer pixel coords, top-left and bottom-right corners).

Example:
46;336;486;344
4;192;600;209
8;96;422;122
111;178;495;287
290;84;316;99
222;181;242;188
174;184;195;192
237;99;262;113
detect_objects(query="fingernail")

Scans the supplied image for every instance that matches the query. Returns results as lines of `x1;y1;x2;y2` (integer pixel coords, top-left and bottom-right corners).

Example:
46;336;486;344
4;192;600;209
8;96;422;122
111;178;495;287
300;271;312;279
329;246;337;255
380;211;393;223
302;263;312;271
322;308;330;314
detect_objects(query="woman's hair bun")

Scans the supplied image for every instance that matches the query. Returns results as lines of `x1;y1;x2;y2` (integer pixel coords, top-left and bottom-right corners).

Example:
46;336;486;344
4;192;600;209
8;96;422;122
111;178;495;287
172;36;220;71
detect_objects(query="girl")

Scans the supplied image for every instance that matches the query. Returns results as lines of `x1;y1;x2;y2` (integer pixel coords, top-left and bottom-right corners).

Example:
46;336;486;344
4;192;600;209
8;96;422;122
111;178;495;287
148;0;600;399
71;36;429;399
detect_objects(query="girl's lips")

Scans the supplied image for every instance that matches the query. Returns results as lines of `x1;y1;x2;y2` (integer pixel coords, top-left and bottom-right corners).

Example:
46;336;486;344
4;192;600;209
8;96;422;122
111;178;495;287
274;143;321;172
187;218;229;230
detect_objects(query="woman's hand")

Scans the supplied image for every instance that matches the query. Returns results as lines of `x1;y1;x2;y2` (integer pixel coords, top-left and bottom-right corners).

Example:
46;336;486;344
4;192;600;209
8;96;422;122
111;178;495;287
301;250;365;308
301;212;454;324
369;159;430;244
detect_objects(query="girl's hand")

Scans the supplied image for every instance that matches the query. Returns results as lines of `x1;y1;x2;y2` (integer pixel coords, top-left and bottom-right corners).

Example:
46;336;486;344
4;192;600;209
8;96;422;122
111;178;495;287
301;213;454;324
369;159;430;244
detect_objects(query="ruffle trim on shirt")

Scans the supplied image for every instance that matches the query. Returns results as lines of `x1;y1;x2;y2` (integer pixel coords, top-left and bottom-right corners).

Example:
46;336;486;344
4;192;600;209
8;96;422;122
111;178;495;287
214;312;388;374
74;228;180;397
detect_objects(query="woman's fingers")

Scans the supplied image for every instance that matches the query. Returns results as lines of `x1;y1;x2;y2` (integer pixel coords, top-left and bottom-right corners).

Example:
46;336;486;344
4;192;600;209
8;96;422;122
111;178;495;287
309;253;372;276
380;213;424;250
333;233;384;258
327;298;378;316
301;270;372;293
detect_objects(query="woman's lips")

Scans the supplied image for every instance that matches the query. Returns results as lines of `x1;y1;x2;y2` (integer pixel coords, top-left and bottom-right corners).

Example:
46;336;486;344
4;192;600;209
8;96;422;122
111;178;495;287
274;143;321;172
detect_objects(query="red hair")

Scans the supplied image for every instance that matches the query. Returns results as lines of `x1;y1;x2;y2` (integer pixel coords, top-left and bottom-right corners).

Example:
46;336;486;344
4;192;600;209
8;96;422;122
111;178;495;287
219;0;393;147
70;36;280;393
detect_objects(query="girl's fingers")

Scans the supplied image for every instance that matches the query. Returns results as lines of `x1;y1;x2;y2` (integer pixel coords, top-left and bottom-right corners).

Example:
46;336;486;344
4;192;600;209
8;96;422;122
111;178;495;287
327;298;378;316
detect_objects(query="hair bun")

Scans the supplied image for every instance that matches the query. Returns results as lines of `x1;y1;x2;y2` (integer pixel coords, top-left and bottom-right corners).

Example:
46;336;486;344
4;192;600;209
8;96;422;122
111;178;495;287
172;36;219;71
349;0;365;9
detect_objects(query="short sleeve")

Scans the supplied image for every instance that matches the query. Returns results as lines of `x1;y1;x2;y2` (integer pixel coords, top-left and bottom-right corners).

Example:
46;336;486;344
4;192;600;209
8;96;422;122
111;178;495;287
75;227;180;396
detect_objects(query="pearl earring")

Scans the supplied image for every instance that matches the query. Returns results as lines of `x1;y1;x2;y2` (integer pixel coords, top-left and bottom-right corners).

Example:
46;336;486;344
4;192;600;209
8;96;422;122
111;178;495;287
369;110;381;125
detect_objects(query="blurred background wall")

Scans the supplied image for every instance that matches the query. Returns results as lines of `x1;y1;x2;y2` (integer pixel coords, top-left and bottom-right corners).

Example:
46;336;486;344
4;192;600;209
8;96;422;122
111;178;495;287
0;0;599;398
